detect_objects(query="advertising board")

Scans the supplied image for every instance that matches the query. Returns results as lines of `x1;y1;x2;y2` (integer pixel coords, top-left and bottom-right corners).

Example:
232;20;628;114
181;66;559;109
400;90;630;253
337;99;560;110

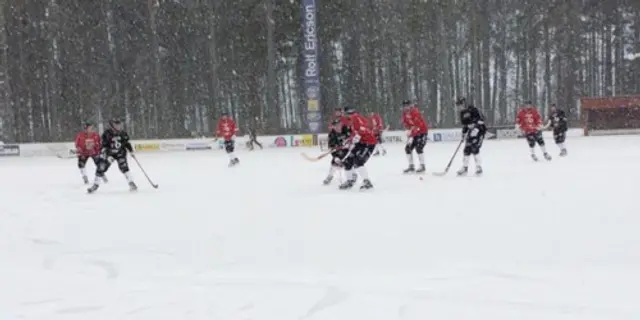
134;143;160;152
290;134;314;147
0;144;20;157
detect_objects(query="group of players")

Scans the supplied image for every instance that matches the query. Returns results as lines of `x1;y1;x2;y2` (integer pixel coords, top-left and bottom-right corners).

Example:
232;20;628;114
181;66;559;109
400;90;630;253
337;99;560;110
322;100;430;190
320;98;568;189
74;114;240;194
72;99;568;193
74;119;137;194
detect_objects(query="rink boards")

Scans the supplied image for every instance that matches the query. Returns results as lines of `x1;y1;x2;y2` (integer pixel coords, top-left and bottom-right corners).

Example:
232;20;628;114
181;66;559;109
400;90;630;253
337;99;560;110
2;128;584;158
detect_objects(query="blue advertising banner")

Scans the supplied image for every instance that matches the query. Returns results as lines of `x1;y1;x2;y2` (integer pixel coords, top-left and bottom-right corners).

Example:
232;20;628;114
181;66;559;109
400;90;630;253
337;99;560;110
301;0;321;133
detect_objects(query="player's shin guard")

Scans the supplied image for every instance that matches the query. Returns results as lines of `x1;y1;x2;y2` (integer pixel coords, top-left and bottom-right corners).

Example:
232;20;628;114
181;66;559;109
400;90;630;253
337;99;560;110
403;154;415;173
558;143;567;156
473;154;482;175
457;155;470;176
356;165;373;189
80;167;89;184
473;154;481;166
355;166;369;180
324;165;339;185
416;153;426;172
123;171;134;183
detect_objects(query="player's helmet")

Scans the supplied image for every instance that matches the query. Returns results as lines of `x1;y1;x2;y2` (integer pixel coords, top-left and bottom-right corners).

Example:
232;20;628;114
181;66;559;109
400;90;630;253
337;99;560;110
84;121;93;129
109;118;123;130
343;106;356;115
402;100;412;107
455;97;466;107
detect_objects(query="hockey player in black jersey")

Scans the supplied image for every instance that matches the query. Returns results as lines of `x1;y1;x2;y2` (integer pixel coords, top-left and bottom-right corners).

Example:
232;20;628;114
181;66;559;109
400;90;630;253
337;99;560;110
323;119;350;185
456;97;486;176
87;119;138;193
544;104;568;156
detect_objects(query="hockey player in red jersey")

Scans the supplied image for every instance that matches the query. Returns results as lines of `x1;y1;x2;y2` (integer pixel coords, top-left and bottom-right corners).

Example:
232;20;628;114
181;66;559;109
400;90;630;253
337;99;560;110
339;107;377;190
216;112;240;167
401;100;428;173
516;101;551;161
369;112;386;156
74;122;107;184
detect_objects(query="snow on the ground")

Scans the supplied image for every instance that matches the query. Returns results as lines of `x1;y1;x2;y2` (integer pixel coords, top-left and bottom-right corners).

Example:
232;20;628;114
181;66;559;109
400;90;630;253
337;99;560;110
1;135;639;320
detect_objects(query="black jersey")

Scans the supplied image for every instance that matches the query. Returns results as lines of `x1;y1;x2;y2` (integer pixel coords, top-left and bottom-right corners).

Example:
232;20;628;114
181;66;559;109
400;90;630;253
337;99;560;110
327;125;351;149
548;109;568;132
101;128;133;156
459;105;486;134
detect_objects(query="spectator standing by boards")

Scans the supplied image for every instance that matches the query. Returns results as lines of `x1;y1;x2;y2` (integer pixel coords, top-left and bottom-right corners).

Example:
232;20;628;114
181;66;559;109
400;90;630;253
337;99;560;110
247;118;263;151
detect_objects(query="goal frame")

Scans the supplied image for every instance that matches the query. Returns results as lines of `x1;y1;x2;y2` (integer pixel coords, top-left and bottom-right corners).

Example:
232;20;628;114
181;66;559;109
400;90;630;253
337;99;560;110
581;95;640;136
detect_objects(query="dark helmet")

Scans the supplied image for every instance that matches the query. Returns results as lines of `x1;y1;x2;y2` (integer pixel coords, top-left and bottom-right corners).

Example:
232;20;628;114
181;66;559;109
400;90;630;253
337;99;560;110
343;106;356;115
109;118;122;130
524;100;533;105
455;97;466;106
402;100;412;106
84;120;94;128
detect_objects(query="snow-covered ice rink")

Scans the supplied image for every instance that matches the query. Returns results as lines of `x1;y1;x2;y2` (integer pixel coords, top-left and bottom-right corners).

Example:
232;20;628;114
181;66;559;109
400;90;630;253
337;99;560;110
1;135;639;320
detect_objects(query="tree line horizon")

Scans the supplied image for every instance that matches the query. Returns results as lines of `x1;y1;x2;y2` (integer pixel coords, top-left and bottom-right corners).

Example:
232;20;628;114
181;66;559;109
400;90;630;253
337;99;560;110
0;0;638;143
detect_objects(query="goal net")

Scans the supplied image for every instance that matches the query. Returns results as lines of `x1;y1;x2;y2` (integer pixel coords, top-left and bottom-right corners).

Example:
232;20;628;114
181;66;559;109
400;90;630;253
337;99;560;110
581;95;640;136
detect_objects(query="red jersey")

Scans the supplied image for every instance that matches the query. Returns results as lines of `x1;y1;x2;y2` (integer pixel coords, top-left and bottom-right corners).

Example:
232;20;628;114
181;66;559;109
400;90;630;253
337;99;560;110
75;131;101;156
349;113;377;145
402;106;428;136
216;117;238;141
370;113;384;133
516;107;542;133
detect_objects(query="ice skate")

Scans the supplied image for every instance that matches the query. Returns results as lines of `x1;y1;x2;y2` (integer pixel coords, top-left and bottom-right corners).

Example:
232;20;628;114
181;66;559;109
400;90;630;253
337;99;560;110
456;166;468;176
228;158;240;167
475;166;483;176
560;149;567;157
102;175;109;183
82;175;89;185
129;181;138;192
543;152;552;161
338;179;355;190
87;183;99;194
360;179;373;190
403;164;415;174
531;153;539;161
322;175;333;185
415;164;426;173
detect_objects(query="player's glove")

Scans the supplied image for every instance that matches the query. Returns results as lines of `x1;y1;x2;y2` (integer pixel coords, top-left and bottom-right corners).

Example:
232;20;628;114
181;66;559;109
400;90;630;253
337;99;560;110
351;134;361;144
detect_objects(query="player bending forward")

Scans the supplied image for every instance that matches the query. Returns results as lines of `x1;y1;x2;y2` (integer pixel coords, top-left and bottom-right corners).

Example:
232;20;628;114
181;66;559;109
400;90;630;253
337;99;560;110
456;98;486;176
75;121;108;184
516;101;551;161
338;107;376;190
370;111;386;156
323;119;350;185
216;112;240;167
544;104;568;156
87;119;137;193
401;100;428;173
